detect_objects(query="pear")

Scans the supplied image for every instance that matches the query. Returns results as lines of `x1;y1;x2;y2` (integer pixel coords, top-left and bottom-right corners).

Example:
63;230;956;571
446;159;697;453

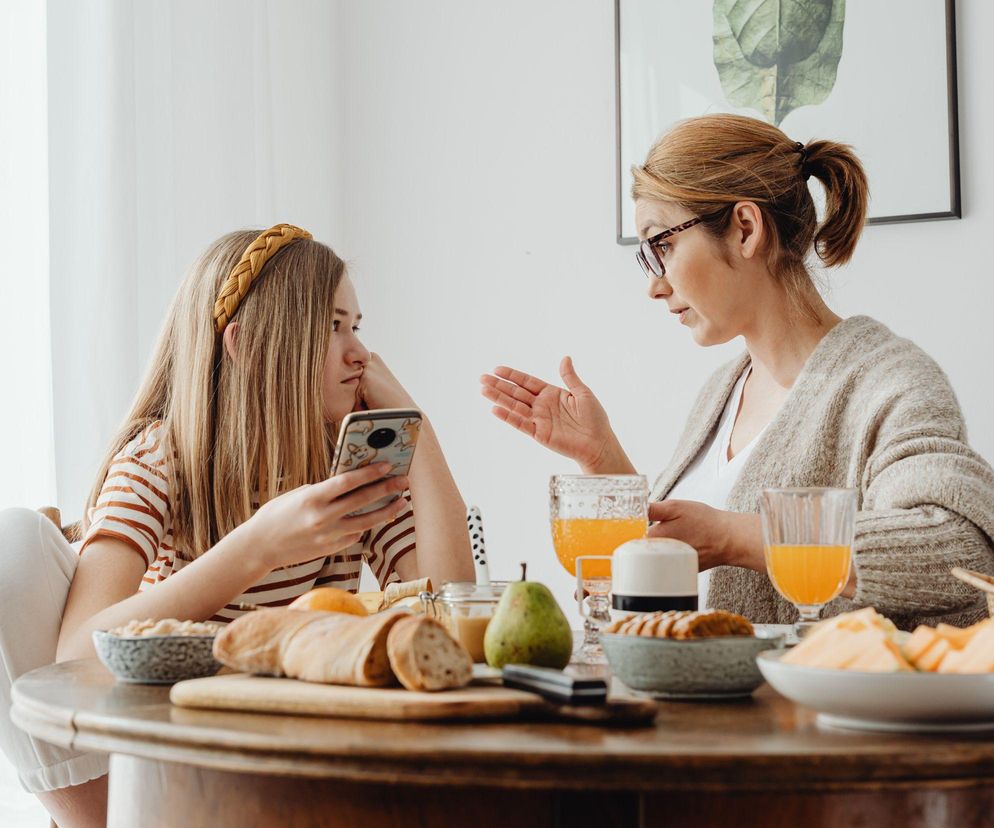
484;563;573;669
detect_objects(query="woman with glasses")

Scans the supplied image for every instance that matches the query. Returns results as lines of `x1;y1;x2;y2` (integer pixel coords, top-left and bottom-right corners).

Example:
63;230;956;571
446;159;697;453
481;113;994;630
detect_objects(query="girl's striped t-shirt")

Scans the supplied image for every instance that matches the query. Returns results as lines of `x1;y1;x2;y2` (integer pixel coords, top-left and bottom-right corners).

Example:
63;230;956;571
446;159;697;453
80;422;417;623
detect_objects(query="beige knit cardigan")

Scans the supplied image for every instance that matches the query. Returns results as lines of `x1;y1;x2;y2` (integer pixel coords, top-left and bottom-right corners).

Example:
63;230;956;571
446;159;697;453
651;316;994;630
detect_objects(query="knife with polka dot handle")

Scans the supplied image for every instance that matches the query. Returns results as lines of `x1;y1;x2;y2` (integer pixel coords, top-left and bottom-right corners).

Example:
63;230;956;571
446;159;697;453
467;506;490;586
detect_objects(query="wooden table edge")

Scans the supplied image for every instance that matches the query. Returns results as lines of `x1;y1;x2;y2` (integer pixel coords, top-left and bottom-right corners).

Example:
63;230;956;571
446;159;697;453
12;695;994;793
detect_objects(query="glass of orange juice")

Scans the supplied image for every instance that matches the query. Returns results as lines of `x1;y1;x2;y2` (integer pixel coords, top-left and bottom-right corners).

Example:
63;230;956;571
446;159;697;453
760;487;857;638
550;475;648;664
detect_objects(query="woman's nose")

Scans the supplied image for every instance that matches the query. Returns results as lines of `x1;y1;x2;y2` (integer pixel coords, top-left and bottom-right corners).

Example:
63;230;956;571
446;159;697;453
646;274;672;301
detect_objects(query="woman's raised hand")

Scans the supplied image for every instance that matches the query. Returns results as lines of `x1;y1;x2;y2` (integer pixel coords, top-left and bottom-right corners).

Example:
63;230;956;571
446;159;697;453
244;462;409;571
480;357;622;470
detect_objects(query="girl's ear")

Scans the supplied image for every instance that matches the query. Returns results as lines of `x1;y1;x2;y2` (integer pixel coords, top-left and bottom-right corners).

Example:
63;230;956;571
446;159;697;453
223;321;240;361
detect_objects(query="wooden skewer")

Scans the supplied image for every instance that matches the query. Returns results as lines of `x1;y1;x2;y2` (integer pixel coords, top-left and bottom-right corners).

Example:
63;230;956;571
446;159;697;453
951;567;994;618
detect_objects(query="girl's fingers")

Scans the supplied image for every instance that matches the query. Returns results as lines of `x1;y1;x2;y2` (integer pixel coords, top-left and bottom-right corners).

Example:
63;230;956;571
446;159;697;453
312;463;392;501
480;384;534;418
332;475;409;516
490;406;536;437
341;495;410;533
329;532;365;554
492;365;548;396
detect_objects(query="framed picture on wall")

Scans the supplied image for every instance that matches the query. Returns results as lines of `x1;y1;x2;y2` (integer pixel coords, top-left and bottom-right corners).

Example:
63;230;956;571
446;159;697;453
615;0;961;244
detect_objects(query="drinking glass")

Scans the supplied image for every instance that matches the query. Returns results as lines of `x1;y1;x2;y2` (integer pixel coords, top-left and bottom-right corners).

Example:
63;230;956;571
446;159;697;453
760;487;857;638
549;475;648;664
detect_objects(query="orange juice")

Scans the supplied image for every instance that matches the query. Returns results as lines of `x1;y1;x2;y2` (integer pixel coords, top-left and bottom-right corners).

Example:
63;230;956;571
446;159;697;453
551;517;647;577
765;544;852;606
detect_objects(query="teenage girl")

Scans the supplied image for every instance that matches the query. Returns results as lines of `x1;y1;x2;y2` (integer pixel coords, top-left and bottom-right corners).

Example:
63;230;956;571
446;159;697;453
0;224;474;826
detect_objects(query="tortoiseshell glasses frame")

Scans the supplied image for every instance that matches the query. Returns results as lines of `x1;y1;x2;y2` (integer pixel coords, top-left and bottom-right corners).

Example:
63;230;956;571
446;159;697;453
636;216;705;279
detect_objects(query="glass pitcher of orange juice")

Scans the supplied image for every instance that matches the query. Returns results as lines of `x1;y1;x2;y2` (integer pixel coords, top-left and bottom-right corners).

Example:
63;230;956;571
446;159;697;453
761;487;857;637
549;475;648;664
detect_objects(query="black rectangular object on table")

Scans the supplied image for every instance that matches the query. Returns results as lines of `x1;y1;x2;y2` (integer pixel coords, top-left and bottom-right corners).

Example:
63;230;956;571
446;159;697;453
501;664;608;706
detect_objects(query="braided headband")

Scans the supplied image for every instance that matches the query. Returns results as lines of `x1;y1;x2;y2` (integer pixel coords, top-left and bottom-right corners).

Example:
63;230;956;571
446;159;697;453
213;223;313;333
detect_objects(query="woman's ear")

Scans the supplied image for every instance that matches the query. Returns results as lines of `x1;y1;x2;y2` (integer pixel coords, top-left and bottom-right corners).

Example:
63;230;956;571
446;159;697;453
223;321;240;362
729;201;765;260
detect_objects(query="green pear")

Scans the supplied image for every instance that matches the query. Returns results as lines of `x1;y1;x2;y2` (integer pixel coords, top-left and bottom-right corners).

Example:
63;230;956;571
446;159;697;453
484;563;573;669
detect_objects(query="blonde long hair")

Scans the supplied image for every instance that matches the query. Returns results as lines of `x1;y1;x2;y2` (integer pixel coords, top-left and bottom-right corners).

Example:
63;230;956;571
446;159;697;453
83;231;345;558
632;114;869;318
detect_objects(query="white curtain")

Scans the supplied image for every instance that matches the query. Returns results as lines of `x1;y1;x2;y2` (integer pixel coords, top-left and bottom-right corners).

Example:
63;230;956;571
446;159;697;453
0;0;57;510
44;0;345;519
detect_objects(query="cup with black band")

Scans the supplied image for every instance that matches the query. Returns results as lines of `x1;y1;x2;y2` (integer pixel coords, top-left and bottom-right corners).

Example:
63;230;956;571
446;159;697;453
611;538;699;614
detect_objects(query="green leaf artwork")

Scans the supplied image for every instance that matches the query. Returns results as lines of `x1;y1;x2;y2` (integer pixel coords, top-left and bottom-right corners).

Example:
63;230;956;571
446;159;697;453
713;0;846;126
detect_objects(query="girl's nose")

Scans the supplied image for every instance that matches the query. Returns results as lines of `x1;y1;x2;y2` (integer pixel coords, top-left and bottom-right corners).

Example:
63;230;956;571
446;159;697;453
348;338;371;366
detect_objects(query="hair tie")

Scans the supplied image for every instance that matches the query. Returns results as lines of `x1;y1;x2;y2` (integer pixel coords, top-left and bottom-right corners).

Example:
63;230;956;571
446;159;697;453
213;223;312;333
793;141;812;181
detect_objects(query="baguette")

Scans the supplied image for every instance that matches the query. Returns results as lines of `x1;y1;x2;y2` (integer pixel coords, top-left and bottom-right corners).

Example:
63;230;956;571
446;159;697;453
282;610;409;686
386;616;473;691
212;608;328;676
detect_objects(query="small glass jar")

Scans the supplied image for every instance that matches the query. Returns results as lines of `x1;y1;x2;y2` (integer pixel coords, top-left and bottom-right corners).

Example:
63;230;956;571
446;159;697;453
420;581;507;663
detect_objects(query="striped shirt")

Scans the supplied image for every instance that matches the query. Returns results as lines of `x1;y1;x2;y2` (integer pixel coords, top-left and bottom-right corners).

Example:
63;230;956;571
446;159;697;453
81;422;416;622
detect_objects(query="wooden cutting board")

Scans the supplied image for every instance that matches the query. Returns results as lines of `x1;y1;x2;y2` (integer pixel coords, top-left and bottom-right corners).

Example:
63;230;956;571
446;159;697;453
170;673;657;726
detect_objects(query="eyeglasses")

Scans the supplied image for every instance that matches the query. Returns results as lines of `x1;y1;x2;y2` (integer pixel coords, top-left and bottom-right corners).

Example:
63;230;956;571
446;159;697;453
636;216;705;279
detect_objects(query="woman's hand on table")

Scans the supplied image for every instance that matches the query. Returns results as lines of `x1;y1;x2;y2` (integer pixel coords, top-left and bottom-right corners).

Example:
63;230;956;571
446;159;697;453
648;500;765;572
357;353;417;411
480;357;635;474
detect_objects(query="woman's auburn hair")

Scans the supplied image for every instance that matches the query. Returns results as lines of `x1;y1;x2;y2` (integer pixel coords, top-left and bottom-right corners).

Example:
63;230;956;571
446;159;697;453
83;230;346;558
632;113;869;318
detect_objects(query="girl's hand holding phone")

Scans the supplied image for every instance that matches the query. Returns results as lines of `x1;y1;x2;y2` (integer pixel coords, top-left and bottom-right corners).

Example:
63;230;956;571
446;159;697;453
243;462;409;571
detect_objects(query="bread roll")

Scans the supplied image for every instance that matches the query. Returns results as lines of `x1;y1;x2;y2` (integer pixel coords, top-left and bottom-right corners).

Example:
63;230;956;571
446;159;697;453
604;610;753;639
212;608;328;676
282;610;407;686
386;616;472;691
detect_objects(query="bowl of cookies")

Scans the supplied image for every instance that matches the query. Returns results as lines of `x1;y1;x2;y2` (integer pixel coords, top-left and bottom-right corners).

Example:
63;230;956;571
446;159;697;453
93;618;222;684
602;610;785;699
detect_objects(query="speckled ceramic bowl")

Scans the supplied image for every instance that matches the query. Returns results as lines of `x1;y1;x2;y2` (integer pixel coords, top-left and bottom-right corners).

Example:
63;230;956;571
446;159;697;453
602;632;786;699
92;629;221;684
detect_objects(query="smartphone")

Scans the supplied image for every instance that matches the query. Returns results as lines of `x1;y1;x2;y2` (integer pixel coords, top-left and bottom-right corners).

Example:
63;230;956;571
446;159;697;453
331;408;422;516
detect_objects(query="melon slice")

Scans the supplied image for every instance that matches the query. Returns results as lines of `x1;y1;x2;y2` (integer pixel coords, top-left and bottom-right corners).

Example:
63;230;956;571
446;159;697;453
847;638;914;672
938;623;994;673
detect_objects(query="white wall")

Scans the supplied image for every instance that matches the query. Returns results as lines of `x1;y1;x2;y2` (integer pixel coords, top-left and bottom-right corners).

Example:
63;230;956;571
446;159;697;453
39;0;993;621
337;0;994;618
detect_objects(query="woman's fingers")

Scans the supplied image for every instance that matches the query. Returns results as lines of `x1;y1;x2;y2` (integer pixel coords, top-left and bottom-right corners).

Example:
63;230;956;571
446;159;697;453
559;356;588;393
480;374;537;406
492;365;548;396
312;463;392;502
490;406;536;437
480;383;534;418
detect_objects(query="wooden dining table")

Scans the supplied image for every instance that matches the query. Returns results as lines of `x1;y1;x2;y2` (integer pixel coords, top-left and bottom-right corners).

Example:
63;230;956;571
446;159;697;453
11;658;994;828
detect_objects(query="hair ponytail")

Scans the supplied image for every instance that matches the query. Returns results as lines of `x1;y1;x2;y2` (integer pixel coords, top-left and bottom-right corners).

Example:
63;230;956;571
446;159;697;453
803;139;869;267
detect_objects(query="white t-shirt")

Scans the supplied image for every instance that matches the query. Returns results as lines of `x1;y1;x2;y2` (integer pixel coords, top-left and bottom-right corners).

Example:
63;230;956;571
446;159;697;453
666;366;767;606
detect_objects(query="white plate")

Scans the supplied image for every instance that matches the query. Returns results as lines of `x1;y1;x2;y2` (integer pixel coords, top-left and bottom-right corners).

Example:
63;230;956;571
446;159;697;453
757;650;994;732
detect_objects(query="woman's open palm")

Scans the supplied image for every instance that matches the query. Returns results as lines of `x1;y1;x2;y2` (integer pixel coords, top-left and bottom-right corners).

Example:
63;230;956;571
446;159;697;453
480;357;614;467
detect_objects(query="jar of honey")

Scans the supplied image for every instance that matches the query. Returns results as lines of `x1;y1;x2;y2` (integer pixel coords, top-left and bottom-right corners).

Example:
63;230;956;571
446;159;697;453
420;582;507;663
